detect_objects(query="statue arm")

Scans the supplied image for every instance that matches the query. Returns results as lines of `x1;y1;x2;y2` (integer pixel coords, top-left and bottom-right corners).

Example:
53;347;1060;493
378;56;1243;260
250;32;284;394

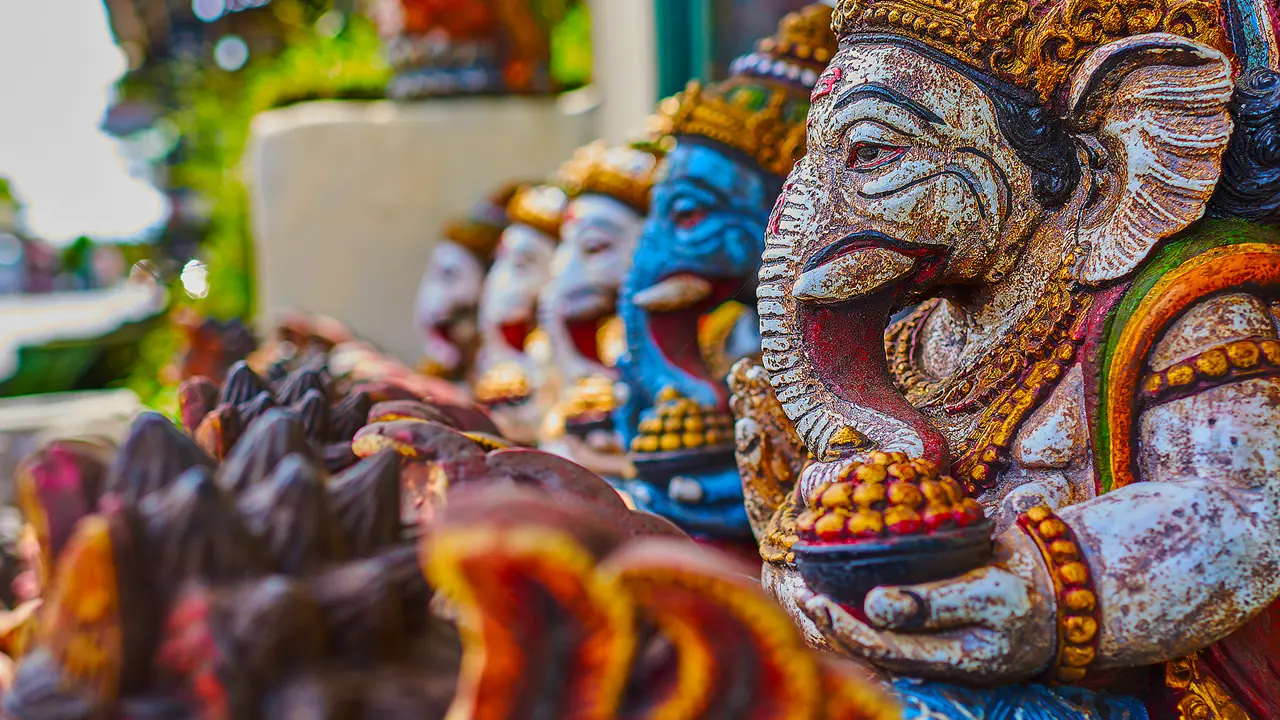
1058;466;1280;668
1062;291;1280;668
797;293;1280;685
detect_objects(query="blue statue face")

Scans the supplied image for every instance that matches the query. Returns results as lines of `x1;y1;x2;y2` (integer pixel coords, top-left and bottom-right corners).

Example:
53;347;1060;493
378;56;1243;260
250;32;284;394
619;142;773;410
643;143;771;280
613;141;776;541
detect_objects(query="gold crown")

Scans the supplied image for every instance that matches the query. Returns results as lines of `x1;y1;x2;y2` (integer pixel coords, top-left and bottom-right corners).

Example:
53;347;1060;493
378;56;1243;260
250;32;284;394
642;4;836;178
557;142;663;214
442;181;522;262
758;3;840;65
506;184;568;239
649;77;815;178
833;0;1228;101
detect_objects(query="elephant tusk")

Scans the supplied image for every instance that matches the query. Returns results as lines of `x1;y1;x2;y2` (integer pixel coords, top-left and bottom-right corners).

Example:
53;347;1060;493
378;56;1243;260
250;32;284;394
633;274;714;311
792;248;915;304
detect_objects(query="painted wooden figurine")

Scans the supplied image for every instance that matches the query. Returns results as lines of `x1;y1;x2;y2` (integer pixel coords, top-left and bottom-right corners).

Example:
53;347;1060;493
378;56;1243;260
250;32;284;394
4;410;901;720
472;183;567;444
537;142;661;478
415;182;520;385
615;4;838;549
733;0;1280;715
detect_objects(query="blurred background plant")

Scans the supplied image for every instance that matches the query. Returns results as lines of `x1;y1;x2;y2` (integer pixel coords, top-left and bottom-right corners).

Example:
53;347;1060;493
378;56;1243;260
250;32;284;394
111;0;591;417
116;1;392;416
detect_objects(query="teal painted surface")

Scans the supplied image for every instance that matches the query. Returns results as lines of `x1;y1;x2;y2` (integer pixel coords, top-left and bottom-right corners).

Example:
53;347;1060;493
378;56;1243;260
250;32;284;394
654;0;820;99
654;0;714;99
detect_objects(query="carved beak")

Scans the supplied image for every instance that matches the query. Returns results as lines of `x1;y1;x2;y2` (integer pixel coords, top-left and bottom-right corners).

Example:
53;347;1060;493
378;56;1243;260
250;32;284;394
633;274;713;311
792;248;915;305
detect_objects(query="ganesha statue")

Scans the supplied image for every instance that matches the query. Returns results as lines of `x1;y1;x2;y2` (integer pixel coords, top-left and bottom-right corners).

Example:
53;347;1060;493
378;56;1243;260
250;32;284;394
734;0;1280;715
473;183;567;444
615;4;838;549
415;182;519;385
537;142;660;477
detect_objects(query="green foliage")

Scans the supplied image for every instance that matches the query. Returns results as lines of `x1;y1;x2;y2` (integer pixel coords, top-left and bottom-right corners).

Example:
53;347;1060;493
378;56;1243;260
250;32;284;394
168;8;389;321
550;2;592;87
123;7;390;409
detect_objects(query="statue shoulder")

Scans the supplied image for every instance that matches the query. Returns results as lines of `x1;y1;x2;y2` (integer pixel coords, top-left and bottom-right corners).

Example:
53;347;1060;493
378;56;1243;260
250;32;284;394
1093;221;1280;491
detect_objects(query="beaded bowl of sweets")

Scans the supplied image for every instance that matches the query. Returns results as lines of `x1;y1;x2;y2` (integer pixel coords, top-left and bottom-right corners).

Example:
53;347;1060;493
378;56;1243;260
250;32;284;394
792;452;993;604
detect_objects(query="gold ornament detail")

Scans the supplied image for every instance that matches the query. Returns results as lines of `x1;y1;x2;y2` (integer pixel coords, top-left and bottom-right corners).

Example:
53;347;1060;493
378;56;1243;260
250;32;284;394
597;315;626;369
698;300;751;382
443;181;523;263
761;495;802;565
1017;505;1100;684
1141;338;1280;406
474;361;532;407
833;0;1227;101
629;387;735;454
560;374;619;422
728;359;810;540
887;257;1090;492
557;142;663;215
1165;654;1251;719
649;78;813;179
506;184;568;239
760;3;839;64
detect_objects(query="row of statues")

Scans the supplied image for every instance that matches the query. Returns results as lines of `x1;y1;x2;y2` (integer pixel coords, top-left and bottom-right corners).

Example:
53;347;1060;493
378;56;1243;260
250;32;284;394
404;0;1280;714
5;0;1280;716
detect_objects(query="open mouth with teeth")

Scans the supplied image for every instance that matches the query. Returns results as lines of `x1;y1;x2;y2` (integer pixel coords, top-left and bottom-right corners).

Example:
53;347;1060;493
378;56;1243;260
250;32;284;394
499;318;536;353
421;309;477;379
560;289;617;366
635;272;747;407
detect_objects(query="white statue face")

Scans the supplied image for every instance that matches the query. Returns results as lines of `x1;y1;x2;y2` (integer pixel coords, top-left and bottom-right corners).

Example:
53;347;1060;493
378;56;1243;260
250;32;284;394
415;240;486;372
797;43;1045;298
480;224;558;349
551;195;644;322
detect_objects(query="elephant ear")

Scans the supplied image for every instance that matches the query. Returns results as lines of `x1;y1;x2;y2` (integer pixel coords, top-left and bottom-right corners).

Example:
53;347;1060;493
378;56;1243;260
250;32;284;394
1067;33;1235;284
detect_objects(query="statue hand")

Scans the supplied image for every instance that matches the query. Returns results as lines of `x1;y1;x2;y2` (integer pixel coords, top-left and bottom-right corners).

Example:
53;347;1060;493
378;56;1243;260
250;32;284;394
796;532;1057;685
728;359;806;538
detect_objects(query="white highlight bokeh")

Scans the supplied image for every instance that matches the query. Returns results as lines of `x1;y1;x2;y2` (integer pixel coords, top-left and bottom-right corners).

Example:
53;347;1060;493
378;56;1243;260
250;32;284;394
0;0;170;244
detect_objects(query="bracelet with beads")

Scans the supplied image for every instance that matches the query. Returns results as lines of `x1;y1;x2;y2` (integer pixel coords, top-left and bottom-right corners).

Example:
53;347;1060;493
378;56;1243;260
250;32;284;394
1016;505;1100;684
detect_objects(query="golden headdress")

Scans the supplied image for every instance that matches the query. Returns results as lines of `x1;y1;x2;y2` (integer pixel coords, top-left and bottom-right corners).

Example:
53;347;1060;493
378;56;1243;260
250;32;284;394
442;182;523;263
643;4;838;178
557;142;663;214
832;0;1231;101
506;183;569;240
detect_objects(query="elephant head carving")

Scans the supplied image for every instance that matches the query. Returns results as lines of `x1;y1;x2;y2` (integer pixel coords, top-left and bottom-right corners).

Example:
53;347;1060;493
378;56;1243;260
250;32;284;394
761;25;1235;471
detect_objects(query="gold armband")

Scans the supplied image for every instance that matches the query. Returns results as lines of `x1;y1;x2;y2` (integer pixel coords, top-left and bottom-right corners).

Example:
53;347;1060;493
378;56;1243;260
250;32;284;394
1017;505;1100;684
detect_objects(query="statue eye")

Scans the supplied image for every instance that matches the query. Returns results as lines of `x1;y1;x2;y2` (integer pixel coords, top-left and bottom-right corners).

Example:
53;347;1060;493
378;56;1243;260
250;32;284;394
848;142;905;171
673;207;708;230
583;237;611;255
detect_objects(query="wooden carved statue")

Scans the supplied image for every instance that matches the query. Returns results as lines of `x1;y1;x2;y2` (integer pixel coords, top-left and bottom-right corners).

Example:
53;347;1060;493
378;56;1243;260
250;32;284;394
734;0;1280;715
472;183;567;444
415;183;520;384
3;410;900;720
615;4;837;550
170;310;257;385
537;142;660;478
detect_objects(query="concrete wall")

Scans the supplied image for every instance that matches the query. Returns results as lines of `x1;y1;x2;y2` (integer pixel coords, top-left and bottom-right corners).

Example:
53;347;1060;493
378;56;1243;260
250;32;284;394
587;0;658;142
246;97;598;363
